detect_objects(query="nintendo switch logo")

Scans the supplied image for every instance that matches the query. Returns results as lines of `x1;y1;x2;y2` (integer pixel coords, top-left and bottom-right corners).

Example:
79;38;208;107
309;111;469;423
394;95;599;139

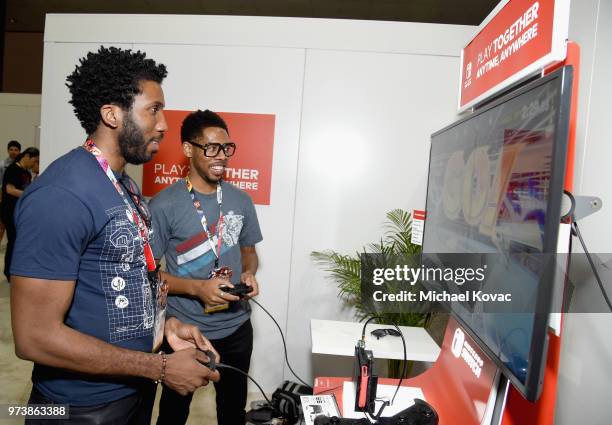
451;327;483;378
451;328;465;358
463;62;473;89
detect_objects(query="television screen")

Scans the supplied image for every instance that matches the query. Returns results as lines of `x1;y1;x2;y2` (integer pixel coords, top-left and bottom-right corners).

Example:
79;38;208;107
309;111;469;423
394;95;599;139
422;66;573;401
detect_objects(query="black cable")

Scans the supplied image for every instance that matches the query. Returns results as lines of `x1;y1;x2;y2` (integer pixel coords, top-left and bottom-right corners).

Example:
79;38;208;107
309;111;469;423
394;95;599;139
368;324;407;421
572;220;612;312
360;317;380;344
563;223;575;313
216;362;272;405
249;298;311;388
389;324;407;406
561;190;576;221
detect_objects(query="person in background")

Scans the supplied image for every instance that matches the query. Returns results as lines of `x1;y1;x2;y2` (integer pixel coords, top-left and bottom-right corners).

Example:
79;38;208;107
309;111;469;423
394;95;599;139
0;140;22;174
10;46;219;425
151;109;263;425
1;146;38;281
0;140;22;245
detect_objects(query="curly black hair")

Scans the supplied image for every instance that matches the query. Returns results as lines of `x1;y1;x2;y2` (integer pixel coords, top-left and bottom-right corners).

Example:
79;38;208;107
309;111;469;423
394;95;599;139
181;109;229;143
66;46;168;135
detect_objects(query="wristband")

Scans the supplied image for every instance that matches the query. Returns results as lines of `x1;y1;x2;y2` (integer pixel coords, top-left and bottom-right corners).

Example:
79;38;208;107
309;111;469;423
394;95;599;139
154;351;167;384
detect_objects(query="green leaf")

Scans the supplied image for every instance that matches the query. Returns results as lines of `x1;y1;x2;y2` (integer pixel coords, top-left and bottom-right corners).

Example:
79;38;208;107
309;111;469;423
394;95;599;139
311;209;431;331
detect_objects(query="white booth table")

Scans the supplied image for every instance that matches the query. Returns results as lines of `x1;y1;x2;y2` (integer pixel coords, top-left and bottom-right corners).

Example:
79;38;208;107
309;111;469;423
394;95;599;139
310;319;441;361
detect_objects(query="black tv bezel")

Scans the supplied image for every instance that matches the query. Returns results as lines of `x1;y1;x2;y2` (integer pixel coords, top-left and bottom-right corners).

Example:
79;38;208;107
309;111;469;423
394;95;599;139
422;66;573;402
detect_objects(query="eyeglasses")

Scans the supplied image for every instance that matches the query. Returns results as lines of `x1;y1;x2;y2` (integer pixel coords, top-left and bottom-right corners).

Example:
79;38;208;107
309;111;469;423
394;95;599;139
188;141;236;158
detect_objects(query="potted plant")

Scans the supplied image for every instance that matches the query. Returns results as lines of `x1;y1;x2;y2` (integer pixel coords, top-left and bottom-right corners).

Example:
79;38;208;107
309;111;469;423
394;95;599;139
311;209;437;378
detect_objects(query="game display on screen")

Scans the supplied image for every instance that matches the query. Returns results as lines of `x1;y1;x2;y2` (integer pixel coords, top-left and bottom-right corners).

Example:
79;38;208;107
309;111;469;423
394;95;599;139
423;67;572;400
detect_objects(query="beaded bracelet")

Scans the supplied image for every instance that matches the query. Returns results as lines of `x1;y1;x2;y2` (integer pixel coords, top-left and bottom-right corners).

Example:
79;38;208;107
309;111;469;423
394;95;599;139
154;351;167;385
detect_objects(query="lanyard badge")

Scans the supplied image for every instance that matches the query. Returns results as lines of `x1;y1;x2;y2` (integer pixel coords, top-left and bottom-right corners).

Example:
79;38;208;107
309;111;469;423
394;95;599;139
83;140;157;273
184;176;233;313
184;176;227;270
151;266;168;352
83;140;166;349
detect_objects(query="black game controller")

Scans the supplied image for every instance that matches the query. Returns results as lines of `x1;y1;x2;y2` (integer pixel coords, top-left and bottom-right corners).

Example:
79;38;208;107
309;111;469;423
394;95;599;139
314;399;438;425
219;282;253;298
314;418;369;425
370;328;402;340
378;399;438;425
197;349;217;371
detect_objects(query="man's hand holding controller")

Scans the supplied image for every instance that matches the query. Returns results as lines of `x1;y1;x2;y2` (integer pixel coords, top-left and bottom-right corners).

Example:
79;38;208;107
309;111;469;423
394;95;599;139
161;348;220;396
240;271;259;298
160;317;221;396
192;276;241;306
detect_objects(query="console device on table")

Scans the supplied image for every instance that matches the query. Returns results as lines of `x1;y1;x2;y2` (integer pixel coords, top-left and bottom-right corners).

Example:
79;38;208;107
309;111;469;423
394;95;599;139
313;398;438;425
354;344;377;415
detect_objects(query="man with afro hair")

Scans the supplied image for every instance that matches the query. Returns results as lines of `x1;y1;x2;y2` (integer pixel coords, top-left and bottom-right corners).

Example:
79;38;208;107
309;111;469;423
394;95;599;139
10;46;219;424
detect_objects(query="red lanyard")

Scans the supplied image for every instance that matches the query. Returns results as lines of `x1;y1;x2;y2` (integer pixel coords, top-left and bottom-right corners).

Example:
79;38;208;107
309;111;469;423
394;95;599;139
184;176;224;268
83;140;156;272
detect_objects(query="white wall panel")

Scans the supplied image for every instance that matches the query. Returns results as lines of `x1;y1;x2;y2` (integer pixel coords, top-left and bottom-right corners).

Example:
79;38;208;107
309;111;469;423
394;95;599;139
566;0;599;196
0;94;41;158
286;49;463;381
556;1;612;424
45;14;472;57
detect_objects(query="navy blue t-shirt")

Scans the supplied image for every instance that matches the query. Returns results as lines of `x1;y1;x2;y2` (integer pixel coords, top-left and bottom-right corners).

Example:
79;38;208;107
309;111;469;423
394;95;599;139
11;147;154;406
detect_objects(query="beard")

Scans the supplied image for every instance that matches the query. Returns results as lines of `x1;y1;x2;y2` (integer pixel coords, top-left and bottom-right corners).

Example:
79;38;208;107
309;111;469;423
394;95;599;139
118;113;154;165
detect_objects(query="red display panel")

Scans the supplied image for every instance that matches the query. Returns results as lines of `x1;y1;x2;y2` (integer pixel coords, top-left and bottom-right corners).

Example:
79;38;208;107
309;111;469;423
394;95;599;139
142;110;275;205
459;0;568;111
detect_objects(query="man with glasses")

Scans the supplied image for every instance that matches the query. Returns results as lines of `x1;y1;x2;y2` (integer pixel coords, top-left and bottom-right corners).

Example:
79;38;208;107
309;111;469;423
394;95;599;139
150;109;263;425
10;47;219;425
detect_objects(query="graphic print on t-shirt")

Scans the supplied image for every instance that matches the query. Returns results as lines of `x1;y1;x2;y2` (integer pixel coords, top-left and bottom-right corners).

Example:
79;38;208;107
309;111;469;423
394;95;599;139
101;205;154;342
176;210;244;275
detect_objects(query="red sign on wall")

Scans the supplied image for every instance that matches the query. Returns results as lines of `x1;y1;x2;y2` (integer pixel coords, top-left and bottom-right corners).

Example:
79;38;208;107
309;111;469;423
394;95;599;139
412;209;426;246
142;110;275;205
459;0;569;111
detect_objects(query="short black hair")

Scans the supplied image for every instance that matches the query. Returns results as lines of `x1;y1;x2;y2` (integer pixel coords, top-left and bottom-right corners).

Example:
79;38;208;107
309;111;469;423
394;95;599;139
66;46;168;135
15;147;39;162
181;109;229;143
7;140;21;151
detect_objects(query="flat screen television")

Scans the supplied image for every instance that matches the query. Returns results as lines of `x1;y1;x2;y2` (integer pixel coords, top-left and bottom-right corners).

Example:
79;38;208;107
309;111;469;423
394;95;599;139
422;66;573;401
